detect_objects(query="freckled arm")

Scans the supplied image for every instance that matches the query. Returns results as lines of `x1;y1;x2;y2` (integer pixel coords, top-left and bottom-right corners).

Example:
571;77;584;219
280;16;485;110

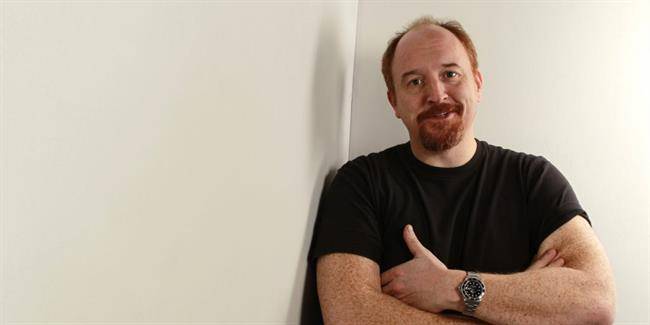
462;217;616;324
316;252;486;325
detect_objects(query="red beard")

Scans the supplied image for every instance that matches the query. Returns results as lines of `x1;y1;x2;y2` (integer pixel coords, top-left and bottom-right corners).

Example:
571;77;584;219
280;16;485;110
416;103;465;152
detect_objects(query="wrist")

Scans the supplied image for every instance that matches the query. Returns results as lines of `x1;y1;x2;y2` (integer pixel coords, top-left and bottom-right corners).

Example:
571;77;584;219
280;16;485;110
457;271;487;316
447;269;467;312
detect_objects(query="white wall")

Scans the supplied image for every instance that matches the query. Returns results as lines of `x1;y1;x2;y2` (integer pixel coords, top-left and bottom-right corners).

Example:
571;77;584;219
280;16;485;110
1;1;357;323
350;0;649;323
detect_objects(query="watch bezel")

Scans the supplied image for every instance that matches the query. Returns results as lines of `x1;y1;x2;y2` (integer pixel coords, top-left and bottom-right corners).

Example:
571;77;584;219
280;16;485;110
460;277;486;301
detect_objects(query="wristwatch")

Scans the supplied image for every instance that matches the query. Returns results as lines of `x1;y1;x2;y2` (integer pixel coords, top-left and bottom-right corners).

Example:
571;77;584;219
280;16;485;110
457;271;486;315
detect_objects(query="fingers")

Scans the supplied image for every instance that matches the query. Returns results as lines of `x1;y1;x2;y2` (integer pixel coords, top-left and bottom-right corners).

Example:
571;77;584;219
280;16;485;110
527;248;567;270
381;278;410;300
549;257;564;267
380;267;401;286
381;279;398;296
527;249;558;271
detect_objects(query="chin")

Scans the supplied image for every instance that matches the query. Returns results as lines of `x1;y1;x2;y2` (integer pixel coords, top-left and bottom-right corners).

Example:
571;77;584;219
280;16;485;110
420;135;463;152
417;121;466;153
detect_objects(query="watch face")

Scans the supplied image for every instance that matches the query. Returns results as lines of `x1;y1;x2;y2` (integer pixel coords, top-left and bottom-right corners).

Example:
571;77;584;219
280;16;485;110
461;278;485;300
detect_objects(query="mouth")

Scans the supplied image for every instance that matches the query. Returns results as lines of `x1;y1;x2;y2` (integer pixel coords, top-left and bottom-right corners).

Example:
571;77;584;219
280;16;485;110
426;110;457;120
418;103;462;123
433;111;452;118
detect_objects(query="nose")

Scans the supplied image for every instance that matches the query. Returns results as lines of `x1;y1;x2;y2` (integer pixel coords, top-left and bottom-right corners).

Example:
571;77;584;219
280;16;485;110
425;79;448;103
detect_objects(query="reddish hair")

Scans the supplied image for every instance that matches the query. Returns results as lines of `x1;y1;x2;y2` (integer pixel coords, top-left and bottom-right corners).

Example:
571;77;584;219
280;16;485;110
381;16;479;93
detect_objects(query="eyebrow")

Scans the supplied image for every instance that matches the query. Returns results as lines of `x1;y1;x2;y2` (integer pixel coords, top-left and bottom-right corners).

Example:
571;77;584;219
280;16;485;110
442;63;461;68
400;63;462;81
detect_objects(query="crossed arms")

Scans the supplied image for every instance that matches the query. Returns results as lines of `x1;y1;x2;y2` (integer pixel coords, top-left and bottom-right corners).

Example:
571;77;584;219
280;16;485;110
316;216;616;324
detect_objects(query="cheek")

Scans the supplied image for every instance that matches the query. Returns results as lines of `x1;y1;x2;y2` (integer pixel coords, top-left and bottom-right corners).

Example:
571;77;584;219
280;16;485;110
463;105;478;127
396;98;421;118
452;88;479;112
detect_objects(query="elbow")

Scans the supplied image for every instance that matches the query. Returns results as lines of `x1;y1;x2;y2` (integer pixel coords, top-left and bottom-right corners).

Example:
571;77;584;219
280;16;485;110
571;268;616;325
597;293;616;325
557;272;616;325
585;299;615;325
582;284;616;324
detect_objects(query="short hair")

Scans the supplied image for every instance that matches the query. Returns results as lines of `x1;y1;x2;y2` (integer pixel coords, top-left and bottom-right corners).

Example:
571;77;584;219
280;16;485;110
381;16;479;93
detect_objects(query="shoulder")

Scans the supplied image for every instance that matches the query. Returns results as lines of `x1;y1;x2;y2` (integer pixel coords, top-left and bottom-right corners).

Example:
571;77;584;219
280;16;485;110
345;142;406;168
336;143;407;181
481;140;548;164
480;140;554;175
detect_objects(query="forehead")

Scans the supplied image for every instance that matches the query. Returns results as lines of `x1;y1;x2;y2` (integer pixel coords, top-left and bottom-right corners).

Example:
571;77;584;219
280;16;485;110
392;25;469;76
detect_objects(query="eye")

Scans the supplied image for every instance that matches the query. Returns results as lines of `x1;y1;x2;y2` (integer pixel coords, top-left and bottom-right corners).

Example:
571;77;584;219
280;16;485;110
444;71;460;79
408;78;424;86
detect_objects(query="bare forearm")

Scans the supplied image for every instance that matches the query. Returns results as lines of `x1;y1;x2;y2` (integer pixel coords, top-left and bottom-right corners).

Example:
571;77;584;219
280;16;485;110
322;289;483;325
472;267;615;325
316;253;486;324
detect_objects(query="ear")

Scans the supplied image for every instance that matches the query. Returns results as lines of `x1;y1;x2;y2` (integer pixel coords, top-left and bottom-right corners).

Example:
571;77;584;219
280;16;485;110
387;90;400;119
474;69;484;103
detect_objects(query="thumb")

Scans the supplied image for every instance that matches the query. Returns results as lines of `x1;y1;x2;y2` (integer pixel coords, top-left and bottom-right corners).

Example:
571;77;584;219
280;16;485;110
403;224;428;257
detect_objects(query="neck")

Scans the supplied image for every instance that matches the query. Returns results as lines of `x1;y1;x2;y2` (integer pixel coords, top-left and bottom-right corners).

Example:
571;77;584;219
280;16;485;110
410;132;477;168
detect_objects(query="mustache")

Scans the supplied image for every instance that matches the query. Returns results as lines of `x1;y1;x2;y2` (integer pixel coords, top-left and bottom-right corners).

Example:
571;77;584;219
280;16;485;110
417;102;462;123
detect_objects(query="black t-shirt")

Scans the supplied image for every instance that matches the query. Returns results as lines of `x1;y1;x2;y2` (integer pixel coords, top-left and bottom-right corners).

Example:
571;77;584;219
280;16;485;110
308;138;589;273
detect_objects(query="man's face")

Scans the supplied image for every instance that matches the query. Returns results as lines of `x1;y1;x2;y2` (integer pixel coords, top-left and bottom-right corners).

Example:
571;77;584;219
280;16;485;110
388;25;483;152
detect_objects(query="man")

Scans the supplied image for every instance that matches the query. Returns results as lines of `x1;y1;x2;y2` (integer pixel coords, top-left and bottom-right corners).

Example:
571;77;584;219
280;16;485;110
307;16;616;324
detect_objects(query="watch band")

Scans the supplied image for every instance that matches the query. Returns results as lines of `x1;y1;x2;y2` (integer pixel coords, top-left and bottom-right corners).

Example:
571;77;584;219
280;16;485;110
459;271;485;316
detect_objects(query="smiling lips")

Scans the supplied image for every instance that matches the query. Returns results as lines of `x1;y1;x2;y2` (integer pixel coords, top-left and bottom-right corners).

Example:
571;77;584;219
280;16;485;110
418;103;462;122
432;111;453;118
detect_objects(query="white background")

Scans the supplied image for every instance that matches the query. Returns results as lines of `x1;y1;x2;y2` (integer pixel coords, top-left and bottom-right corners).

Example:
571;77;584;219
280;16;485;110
2;0;649;324
2;1;358;323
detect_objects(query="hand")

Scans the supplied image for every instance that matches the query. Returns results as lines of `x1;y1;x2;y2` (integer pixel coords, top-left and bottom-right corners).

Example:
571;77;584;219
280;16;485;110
380;224;465;313
527;248;564;271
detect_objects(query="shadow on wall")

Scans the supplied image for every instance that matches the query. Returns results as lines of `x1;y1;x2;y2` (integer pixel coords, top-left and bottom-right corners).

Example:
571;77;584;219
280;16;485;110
300;170;337;325
286;9;350;325
349;49;400;158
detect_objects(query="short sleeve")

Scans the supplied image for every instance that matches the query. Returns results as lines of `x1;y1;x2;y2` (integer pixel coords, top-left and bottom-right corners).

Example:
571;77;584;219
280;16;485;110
307;158;383;267
525;157;590;250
